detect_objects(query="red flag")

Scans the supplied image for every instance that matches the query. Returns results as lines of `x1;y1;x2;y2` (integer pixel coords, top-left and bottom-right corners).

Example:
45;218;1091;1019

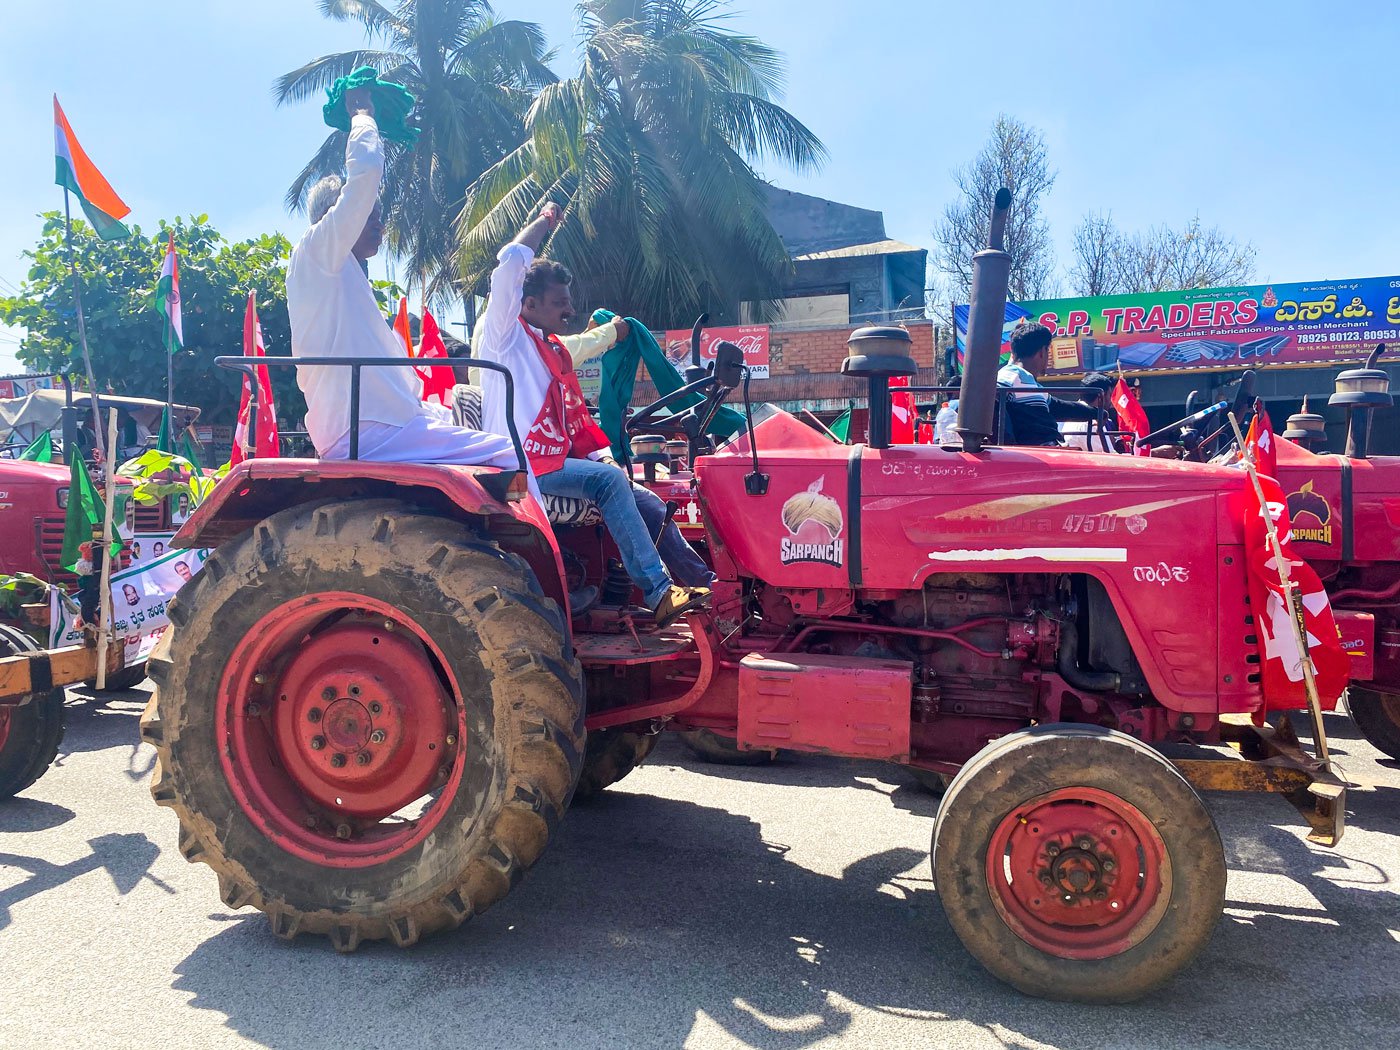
1242;475;1349;718
889;375;916;444
417;309;457;406
1111;378;1151;456
1243;399;1277;477
394;296;414;358
231;292;279;464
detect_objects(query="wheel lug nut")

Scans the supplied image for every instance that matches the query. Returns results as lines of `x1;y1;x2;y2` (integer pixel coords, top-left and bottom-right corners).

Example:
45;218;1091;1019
322;687;336;701
331;753;347;768
369;702;382;715
1077;838;1093;851
1038;872;1053;886
1102;858;1116;872
246;703;261;717
304;815;317;828
310;736;325;750
445;734;456;747
253;672;267;685
348;684;361;697
356;751;371;766
1093;889;1107;900
370;730;387;745
384;620;395;631
307;707;322;723
1045;843;1061;857
335;824;351;839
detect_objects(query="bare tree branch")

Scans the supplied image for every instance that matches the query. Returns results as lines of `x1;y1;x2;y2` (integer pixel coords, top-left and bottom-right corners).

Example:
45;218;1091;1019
1070;212;1256;295
933;115;1057;303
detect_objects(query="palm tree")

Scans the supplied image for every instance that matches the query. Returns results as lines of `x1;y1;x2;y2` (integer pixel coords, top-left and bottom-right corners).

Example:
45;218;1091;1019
458;0;826;328
275;0;556;302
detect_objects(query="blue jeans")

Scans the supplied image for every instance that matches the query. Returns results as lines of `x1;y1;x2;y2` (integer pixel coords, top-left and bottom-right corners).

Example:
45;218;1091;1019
539;459;672;608
632;485;716;588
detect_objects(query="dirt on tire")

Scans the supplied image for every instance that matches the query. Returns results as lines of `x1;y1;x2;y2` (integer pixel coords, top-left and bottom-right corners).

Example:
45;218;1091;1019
574;728;659;800
140;499;584;950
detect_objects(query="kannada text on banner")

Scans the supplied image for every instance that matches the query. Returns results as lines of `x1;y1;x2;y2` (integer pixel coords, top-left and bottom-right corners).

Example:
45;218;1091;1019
954;275;1400;376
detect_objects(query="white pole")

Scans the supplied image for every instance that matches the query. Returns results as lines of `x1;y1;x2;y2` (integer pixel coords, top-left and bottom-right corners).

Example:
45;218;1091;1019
95;408;119;690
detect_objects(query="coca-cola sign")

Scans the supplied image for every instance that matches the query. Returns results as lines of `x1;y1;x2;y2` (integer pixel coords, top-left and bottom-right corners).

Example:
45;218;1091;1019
662;325;770;379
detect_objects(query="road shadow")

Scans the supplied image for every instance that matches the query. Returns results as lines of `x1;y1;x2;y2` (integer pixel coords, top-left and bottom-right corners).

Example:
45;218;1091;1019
53;687;156;782
170;767;1400;1050
0;831;167;932
0;798;75;833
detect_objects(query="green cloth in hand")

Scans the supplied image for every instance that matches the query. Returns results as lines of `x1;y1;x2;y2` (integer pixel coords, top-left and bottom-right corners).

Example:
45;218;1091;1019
323;66;420;146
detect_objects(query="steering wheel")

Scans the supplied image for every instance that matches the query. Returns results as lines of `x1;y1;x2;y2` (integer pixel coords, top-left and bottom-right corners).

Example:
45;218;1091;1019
1135;370;1255;459
626;372;719;437
626;340;746;437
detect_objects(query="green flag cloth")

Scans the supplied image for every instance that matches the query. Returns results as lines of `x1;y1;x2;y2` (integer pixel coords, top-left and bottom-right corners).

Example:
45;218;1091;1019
179;431;204;475
20;431;54;462
593;310;744;460
59;456;113;573
829;410;851;443
158;405;172;453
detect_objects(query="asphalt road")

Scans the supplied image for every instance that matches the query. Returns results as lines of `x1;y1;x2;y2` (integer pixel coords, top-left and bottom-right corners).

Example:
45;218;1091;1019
2;684;1399;1050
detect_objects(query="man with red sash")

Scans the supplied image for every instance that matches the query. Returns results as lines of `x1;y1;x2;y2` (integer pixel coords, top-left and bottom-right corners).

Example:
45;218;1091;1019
475;202;710;627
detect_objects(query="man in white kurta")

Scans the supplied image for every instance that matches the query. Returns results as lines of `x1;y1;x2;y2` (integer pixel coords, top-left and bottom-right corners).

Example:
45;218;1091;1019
287;90;515;469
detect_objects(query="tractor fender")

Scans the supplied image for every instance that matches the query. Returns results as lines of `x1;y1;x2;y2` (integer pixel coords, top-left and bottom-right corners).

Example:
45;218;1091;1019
173;459;569;612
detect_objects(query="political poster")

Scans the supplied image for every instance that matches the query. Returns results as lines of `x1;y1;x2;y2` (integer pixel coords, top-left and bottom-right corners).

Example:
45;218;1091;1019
955;275;1400;377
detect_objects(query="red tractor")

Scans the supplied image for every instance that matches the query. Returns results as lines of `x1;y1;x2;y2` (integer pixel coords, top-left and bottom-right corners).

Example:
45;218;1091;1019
141;193;1345;1003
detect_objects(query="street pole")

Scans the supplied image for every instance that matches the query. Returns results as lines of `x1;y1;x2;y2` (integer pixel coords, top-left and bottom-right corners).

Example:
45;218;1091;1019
62;188;106;462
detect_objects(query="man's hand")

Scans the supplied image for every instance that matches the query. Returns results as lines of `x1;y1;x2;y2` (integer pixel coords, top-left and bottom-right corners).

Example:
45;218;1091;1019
540;201;562;229
514;201;564;253
612;318;631;343
345;86;375;118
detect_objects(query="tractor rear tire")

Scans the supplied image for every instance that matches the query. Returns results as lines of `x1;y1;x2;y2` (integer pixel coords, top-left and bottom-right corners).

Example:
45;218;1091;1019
0;624;66;799
1347;687;1400;761
573;729;659;800
933;724;1225;1003
679;728;775;765
140;500;584;950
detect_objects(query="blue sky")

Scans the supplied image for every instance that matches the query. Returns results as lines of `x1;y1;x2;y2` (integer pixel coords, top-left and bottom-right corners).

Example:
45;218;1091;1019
3;0;1397;372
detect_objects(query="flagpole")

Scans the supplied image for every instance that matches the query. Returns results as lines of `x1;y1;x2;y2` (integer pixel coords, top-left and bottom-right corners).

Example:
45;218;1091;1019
1227;410;1332;771
165;308;174;431
62;188;106;463
94;408;119;690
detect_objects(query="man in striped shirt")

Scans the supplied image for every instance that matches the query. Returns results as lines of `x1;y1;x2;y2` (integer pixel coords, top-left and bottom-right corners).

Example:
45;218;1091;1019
997;323;1098;446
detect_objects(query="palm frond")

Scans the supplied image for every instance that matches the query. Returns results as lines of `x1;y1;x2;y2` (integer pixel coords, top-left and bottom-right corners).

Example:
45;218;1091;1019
283;130;350;212
273;50;403;105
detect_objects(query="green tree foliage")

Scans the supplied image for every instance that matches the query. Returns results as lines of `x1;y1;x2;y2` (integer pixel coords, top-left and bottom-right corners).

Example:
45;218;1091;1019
0;214;298;425
276;0;556;303
458;0;826;329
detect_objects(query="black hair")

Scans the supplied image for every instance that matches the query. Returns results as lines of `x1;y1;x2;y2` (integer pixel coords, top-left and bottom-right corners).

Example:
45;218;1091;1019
522;259;573;301
1009;322;1052;360
1082;371;1115;395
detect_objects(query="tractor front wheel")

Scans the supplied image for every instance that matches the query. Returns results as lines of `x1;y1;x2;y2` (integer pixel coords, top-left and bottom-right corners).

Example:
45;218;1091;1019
0;624;65;799
141;500;584;950
932;725;1224;1003
573;729;658;800
1348;687;1400;761
679;728;775;765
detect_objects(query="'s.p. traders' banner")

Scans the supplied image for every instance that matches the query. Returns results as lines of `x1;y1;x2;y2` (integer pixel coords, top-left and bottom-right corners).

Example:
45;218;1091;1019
955;275;1400;376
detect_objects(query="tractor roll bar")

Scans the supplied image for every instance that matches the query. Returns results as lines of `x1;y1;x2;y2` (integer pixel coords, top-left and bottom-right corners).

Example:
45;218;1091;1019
214;356;528;474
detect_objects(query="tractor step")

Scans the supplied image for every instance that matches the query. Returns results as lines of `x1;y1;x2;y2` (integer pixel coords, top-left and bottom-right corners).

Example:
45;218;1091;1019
574;620;696;666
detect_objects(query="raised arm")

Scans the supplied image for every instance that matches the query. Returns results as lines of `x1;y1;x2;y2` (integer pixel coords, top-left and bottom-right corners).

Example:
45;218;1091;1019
474;202;562;362
303;89;383;271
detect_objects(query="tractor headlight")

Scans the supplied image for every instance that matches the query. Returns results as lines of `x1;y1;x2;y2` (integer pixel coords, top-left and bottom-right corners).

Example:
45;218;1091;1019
56;487;69;509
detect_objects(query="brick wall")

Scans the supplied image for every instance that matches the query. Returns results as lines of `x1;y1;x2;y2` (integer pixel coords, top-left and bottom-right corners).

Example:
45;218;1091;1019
769;321;935;376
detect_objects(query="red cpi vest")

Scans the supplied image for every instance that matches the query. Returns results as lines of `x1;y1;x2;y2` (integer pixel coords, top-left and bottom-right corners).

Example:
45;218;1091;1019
520;319;611;475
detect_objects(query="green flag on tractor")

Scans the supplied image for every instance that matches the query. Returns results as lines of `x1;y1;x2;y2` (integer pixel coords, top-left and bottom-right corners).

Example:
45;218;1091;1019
19;431;54;462
58;454;110;573
829;409;851;443
158;404;172;453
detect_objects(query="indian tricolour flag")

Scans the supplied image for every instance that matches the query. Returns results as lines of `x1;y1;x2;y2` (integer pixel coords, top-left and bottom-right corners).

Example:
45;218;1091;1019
53;96;130;240
156;233;183;353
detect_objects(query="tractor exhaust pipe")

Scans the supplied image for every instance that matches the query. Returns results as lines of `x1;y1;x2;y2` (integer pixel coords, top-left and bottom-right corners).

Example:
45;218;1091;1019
1330;343;1392;460
954;187;1013;453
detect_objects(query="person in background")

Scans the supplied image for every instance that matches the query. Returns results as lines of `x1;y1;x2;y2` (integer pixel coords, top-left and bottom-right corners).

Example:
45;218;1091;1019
997;323;1098;447
1059;372;1119;451
473;202;712;626
286;86;515;470
932;376;961;444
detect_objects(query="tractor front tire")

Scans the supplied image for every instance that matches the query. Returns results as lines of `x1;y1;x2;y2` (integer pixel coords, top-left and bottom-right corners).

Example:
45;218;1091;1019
141;500;584;950
679;728;775;765
88;662;147;693
933;725;1225;1003
0;624;66;799
573;729;658;800
1347;687;1400;761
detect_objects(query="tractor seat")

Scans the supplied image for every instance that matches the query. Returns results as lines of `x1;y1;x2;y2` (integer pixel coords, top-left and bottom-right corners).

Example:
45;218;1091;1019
449;384;604;528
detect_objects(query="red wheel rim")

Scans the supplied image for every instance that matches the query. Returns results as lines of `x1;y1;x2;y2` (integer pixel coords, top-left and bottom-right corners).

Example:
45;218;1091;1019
985;786;1171;960
218;592;464;869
